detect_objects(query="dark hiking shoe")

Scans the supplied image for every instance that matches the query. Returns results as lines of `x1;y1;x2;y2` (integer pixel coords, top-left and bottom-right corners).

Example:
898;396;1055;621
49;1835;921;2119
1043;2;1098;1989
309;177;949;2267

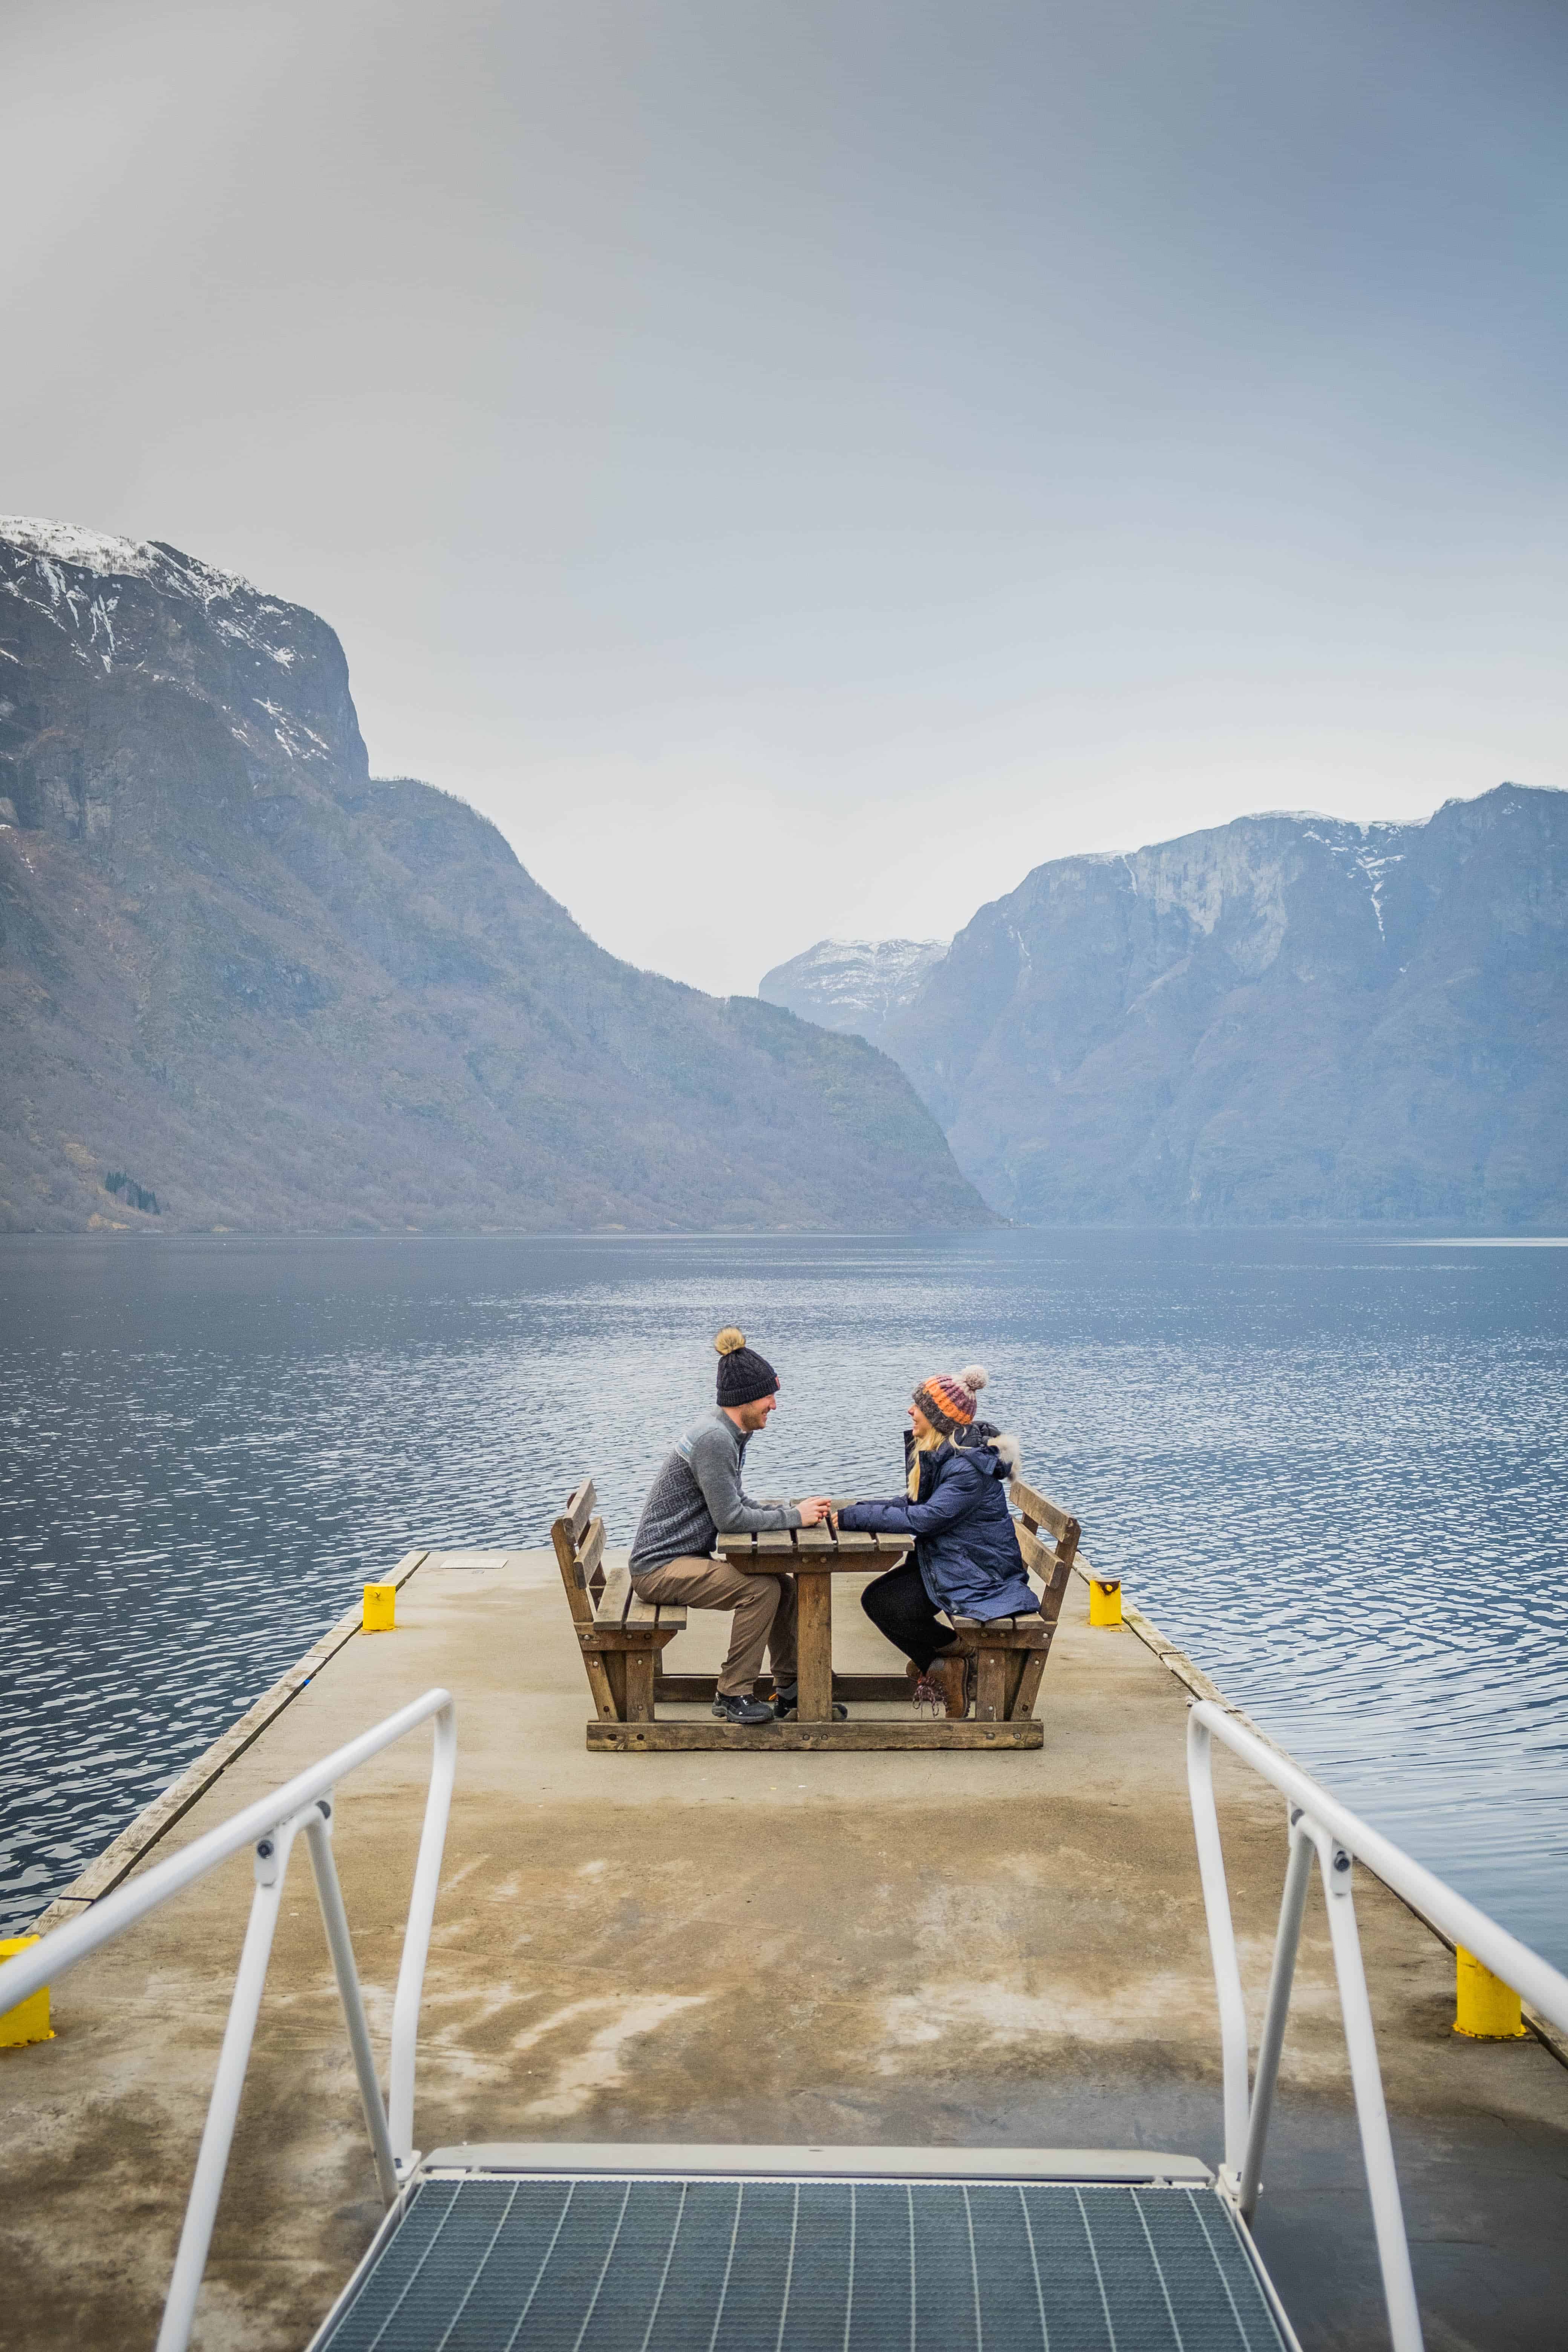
712;1692;776;1727
772;1683;848;1721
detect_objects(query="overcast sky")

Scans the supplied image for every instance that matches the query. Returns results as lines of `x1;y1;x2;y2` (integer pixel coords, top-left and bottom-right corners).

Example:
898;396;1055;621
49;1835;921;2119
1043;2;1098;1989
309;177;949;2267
7;0;1568;994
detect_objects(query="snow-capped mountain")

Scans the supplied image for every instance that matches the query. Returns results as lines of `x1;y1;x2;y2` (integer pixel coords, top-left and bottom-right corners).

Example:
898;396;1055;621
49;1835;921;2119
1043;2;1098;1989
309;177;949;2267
758;937;948;1050
0;519;991;1234
877;792;1568;1227
0;518;359;790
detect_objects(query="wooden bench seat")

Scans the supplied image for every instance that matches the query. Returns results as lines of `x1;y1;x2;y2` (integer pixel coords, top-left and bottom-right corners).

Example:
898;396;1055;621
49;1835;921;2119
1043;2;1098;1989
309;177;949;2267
943;1476;1080;1723
550;1477;688;1727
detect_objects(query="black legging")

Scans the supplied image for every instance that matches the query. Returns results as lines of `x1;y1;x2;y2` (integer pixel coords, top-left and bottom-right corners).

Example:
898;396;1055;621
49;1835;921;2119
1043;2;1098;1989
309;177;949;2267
860;1560;959;1672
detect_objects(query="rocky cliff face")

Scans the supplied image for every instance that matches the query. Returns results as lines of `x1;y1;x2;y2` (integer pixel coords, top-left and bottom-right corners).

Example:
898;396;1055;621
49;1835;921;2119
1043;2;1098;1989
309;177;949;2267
759;937;946;1050
877;789;1568;1225
0;519;993;1234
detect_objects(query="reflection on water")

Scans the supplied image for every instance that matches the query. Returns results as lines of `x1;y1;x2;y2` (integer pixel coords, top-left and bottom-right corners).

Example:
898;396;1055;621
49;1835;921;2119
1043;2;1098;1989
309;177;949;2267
2;1231;1565;1964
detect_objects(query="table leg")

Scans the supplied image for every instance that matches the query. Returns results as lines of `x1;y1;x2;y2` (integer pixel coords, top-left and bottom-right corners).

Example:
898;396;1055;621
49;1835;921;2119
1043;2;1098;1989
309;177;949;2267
795;1574;834;1721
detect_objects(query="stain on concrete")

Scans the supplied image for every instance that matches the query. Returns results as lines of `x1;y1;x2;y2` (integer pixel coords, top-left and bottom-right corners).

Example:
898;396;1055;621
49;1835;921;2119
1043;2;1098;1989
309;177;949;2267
2;1551;1564;2350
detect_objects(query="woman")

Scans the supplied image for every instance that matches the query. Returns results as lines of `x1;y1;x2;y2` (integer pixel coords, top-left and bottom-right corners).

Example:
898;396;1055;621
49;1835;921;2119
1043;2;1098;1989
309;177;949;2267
838;1366;1036;1717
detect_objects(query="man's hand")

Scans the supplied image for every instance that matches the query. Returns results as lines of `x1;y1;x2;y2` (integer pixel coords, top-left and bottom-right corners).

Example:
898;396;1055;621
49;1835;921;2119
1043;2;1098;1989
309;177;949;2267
796;1496;836;1526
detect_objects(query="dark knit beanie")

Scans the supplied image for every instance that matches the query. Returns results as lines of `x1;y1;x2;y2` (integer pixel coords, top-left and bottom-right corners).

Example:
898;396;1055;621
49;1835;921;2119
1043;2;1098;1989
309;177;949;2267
715;1326;779;1406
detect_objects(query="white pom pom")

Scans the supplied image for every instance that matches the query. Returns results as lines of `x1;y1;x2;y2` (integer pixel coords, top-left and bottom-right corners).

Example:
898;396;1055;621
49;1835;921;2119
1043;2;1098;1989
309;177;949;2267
957;1364;989;1395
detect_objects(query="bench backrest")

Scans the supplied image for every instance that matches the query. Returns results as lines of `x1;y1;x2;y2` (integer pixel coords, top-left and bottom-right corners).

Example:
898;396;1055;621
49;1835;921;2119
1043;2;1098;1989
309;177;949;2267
1009;1475;1080;1627
550;1474;608;1625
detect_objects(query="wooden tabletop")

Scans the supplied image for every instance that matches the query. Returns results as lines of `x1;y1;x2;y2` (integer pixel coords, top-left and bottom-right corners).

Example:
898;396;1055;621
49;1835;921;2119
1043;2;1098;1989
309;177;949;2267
715;1527;908;1570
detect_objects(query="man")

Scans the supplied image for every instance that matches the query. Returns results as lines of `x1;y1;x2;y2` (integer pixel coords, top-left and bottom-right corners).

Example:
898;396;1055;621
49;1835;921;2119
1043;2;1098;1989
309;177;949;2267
629;1326;835;1726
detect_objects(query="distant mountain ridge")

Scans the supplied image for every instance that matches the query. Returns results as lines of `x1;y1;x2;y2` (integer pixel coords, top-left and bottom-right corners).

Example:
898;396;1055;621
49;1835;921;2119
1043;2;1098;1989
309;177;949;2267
764;789;1568;1228
0;518;992;1233
759;936;946;1050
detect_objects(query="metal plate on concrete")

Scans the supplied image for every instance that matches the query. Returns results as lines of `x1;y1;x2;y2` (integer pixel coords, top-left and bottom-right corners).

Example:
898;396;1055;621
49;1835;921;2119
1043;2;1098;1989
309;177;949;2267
311;2173;1292;2350
422;2142;1217;2182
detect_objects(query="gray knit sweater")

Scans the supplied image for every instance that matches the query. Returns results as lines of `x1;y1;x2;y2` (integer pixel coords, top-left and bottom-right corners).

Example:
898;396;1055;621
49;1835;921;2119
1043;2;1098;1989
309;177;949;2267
629;1407;802;1579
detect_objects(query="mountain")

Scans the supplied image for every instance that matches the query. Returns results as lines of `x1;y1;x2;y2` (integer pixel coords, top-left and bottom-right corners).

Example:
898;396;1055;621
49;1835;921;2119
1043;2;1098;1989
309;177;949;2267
871;790;1568;1226
758;937;947;1051
0;519;993;1234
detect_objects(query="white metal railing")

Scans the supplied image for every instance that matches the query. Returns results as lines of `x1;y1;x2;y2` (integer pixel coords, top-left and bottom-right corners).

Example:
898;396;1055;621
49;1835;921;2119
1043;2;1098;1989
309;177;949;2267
1187;1698;1568;2352
0;1687;456;2352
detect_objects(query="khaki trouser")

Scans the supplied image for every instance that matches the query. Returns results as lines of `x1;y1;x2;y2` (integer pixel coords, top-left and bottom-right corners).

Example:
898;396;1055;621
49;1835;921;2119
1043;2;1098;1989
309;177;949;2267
632;1553;798;1697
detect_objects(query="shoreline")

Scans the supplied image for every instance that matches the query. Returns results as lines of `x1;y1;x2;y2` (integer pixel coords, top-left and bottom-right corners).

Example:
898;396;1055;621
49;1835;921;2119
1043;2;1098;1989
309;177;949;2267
5;1225;1568;1246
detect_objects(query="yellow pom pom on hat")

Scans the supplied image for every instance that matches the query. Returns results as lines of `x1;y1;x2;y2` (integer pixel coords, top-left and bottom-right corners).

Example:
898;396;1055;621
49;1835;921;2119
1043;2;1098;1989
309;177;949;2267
714;1325;780;1405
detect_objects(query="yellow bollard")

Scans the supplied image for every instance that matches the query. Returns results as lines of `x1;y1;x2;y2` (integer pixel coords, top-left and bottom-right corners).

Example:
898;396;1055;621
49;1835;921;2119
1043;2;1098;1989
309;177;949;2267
0;1936;55;2048
362;1582;396;1633
1453;1947;1525;2039
1088;1577;1123;1628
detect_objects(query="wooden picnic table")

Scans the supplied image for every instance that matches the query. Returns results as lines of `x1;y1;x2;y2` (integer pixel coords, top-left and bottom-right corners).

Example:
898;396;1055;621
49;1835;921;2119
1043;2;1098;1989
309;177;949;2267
556;1473;1078;1751
714;1525;910;1726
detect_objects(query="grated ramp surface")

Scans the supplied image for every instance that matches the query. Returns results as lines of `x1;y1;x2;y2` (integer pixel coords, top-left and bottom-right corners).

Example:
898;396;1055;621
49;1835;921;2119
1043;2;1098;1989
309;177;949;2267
314;2174;1291;2350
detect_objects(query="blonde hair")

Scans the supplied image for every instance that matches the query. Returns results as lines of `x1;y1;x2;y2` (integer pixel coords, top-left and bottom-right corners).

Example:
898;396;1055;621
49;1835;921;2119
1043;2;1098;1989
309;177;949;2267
907;1419;943;1497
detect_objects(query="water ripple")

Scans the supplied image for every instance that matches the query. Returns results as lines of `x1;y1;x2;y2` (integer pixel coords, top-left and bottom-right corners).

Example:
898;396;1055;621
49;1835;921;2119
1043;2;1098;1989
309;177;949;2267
2;1231;1564;1964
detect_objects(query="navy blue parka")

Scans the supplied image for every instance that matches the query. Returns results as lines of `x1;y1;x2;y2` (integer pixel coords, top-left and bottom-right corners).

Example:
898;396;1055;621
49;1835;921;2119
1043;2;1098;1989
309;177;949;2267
839;1426;1038;1622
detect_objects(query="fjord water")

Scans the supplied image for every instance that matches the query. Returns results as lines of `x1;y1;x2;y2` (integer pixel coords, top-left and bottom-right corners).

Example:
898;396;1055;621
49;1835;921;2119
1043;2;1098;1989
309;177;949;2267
2;1231;1565;1967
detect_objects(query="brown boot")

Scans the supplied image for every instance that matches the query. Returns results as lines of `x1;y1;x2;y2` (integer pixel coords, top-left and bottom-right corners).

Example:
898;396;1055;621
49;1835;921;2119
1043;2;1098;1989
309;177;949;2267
928;1652;969;1718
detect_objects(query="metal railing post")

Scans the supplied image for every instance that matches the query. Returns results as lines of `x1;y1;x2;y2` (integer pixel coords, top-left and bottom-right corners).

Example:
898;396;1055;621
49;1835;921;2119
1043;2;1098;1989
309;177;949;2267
387;1697;457;2164
0;1689;459;2020
1185;1709;1250;2176
302;1799;400;2205
1181;1700;1568;2040
1308;1824;1424;2352
1181;1697;1568;2351
1238;1810;1313;2222
0;1686;457;2352
154;1813;307;2352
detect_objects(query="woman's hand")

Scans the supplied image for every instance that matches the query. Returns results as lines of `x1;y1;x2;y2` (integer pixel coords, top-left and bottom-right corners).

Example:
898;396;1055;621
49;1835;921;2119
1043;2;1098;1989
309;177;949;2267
796;1496;836;1525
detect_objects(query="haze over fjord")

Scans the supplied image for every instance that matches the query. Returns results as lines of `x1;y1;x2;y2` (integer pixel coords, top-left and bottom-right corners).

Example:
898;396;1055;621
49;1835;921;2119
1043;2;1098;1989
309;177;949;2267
6;0;1568;997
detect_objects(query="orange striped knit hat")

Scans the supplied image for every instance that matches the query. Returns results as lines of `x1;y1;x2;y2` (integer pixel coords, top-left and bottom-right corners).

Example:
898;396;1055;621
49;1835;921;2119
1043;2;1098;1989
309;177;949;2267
913;1364;989;1436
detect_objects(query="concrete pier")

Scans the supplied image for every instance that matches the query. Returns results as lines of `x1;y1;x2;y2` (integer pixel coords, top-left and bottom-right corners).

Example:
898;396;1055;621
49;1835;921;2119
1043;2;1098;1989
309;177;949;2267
2;1551;1565;2350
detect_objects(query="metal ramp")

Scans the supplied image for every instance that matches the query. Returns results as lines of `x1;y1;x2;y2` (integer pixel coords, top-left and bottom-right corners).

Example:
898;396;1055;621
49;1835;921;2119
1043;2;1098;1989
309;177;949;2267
309;2146;1297;2352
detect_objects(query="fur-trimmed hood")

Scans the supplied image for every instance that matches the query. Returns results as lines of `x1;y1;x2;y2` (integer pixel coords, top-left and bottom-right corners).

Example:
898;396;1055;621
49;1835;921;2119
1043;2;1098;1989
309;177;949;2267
952;1420;1022;1479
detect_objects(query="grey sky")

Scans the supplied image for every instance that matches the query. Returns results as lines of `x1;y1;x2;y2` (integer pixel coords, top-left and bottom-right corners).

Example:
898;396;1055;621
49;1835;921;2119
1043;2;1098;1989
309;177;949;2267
7;0;1567;994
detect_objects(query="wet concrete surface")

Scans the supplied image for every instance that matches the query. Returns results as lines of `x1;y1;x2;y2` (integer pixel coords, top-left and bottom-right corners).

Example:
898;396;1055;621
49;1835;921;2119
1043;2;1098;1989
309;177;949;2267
2;1551;1564;2350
